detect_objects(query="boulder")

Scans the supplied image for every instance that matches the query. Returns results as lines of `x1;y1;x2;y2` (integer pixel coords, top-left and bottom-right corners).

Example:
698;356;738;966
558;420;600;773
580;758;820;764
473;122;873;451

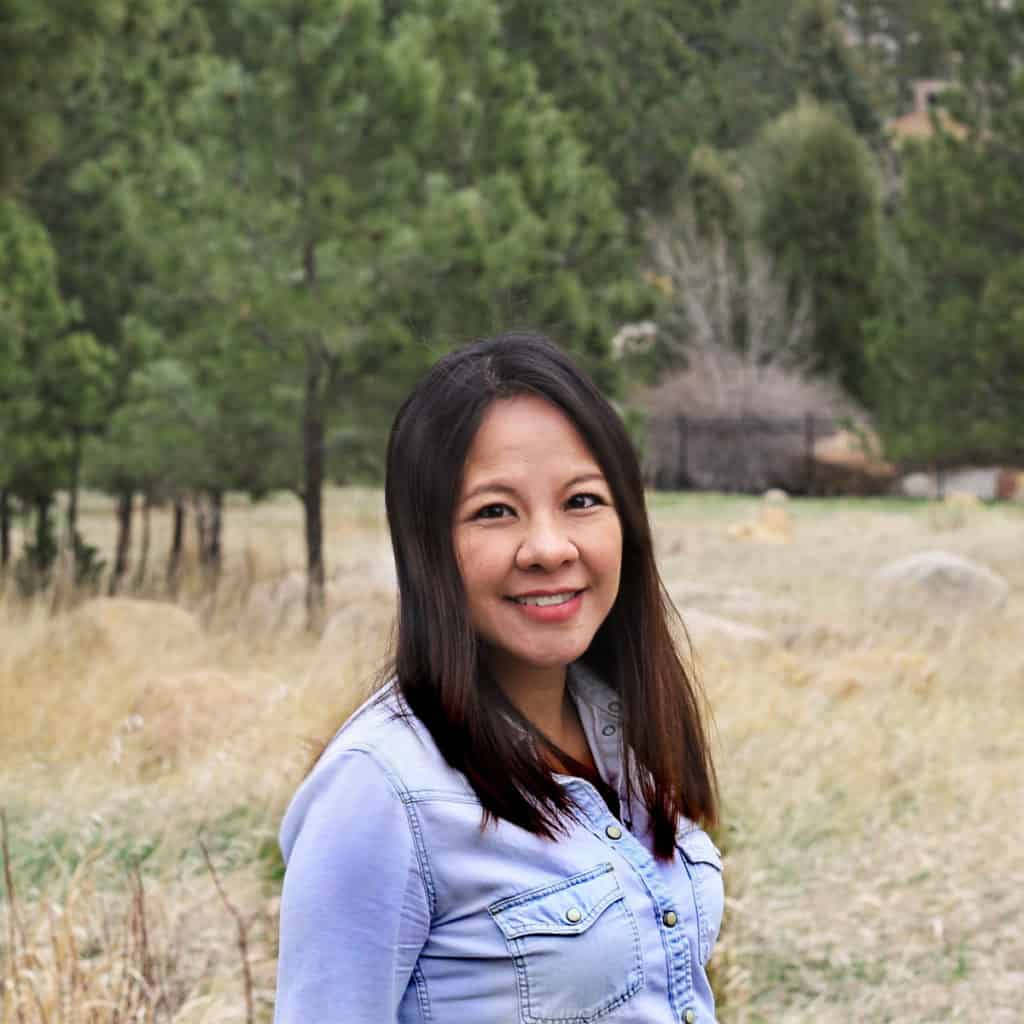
899;472;937;499
726;496;791;543
870;551;1009;612
668;583;796;618
678;608;774;656
812;428;896;495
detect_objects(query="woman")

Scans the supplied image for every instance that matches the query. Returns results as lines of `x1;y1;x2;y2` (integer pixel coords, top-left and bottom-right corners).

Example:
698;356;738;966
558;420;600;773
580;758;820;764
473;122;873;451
273;332;723;1023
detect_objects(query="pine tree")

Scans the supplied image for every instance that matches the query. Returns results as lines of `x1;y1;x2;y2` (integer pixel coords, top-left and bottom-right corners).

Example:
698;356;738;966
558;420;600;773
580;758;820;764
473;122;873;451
182;0;632;625
865;2;1024;465
754;100;882;400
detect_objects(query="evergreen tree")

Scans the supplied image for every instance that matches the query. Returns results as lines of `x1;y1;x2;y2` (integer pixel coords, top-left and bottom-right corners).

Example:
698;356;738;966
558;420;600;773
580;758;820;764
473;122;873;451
866;3;1024;464
0;197;110;587
495;0;728;219
754;100;882;400
25;0;212;588
0;0;118;191
183;0;632;624
711;0;878;148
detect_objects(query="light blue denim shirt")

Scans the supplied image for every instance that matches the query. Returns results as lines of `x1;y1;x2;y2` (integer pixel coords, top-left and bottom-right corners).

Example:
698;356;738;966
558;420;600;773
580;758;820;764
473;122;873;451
273;663;724;1023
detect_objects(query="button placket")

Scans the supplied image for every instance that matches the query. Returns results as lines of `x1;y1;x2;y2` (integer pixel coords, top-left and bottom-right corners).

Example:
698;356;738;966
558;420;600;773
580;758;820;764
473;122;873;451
573;781;695;1017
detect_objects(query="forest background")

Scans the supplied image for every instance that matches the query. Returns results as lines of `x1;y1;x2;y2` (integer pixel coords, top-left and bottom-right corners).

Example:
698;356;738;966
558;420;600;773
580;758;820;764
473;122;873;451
3;0;1022;618
3;2;1024;1023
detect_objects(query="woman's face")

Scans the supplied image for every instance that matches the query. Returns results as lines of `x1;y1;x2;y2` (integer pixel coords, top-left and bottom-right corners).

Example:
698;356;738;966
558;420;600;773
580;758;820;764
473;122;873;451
452;395;623;688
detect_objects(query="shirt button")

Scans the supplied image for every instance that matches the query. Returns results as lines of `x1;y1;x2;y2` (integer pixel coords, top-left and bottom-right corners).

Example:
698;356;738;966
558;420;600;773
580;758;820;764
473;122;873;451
601;724;616;736
565;907;582;924
684;1011;696;1023
608;701;621;712
605;824;623;840
663;910;678;927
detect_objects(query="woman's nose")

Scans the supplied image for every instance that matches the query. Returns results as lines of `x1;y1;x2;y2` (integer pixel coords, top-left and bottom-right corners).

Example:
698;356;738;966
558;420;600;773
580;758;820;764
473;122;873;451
515;517;578;571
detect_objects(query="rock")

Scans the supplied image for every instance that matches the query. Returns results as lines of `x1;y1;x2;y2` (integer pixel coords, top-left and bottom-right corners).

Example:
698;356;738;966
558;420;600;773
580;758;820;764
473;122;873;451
812;428;896;495
871;551;1009;612
668;583;796;618
678;608;774;656
726;490;793;543
899;472;937;499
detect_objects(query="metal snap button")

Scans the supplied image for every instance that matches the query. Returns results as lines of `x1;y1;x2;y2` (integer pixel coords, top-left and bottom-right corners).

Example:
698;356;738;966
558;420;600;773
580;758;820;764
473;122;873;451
565;907;582;924
605;824;623;840
663;910;678;927
608;700;621;712
601;724;616;736
684;1010;696;1023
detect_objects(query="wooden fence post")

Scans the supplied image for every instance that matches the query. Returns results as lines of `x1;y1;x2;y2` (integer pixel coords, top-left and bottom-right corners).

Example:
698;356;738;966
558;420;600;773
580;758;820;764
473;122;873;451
804;414;816;495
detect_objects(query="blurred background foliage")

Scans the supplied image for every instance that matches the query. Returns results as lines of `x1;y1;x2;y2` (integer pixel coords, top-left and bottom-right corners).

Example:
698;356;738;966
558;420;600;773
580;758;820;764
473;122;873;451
1;0;1022;611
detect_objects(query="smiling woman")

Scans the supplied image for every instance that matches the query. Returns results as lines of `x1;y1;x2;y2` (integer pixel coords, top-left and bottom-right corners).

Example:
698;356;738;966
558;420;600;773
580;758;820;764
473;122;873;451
273;332;723;1024
454;394;624;767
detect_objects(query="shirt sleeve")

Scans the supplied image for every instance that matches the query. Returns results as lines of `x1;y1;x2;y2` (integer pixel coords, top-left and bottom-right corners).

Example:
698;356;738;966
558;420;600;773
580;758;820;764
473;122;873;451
273;747;431;1023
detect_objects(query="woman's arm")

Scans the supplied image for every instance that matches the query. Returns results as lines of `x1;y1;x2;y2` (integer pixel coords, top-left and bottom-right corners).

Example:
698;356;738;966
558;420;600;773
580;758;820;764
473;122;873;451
273;748;431;1023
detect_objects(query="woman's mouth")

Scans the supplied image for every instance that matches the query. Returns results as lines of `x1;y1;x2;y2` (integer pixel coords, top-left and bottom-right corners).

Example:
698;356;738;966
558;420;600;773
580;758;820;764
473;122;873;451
511;590;582;607
505;590;585;622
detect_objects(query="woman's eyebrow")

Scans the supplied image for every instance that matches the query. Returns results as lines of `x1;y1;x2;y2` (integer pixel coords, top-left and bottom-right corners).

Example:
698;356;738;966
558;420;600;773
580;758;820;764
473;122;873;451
460;471;606;505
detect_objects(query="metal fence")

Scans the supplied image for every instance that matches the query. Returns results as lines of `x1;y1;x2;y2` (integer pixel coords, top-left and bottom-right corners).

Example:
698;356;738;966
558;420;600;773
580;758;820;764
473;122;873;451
646;414;839;494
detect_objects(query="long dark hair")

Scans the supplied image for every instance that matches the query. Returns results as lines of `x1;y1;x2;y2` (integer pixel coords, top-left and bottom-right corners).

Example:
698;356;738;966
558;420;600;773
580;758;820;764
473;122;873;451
375;331;717;861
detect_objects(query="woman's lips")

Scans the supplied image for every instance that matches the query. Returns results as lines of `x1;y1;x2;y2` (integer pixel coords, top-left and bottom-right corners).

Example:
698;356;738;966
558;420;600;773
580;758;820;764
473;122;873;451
505;590;584;623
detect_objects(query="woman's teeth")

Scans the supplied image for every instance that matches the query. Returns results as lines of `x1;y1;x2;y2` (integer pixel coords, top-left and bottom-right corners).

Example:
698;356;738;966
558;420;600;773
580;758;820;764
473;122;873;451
513;592;578;607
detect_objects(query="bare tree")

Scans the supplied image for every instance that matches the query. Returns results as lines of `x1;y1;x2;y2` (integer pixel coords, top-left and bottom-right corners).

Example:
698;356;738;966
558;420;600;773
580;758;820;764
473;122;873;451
647;204;816;413
640;205;863;491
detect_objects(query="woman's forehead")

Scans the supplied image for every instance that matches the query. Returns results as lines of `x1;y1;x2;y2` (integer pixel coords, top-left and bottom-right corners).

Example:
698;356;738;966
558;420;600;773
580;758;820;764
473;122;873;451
460;397;602;482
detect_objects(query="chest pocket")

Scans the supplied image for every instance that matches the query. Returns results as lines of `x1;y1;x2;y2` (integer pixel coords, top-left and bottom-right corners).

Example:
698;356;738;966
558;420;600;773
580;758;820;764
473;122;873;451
488;862;643;1024
676;827;725;965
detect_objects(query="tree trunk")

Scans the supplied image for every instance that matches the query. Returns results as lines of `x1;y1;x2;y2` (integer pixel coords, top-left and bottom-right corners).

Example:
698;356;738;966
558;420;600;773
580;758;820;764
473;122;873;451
207;488;223;572
0;490;10;569
303;347;326;631
67;427;82;541
109;489;133;595
133;491;152;591
34;494;54;572
193;491;223;577
194;491;210;566
167;495;186;589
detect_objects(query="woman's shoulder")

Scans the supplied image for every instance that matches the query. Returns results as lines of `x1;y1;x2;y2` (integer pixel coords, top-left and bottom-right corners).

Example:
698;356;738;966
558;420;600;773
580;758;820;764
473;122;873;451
299;679;475;804
278;680;477;864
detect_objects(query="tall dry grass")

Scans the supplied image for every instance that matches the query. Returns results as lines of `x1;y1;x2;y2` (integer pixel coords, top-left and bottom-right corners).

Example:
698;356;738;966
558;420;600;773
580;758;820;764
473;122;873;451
2;488;1022;1022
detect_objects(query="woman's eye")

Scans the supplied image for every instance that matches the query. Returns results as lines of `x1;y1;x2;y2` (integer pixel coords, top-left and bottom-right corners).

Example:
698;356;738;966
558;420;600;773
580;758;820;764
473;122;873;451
474;503;514;520
568;492;605;510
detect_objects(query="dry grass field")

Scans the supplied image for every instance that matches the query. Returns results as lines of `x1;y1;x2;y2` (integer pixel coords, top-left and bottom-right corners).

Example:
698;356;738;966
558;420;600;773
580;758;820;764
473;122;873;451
2;487;1021;1022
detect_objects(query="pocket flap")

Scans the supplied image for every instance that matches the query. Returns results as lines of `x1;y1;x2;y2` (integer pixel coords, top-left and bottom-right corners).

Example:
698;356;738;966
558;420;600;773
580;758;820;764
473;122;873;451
676;828;723;870
489;863;623;940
